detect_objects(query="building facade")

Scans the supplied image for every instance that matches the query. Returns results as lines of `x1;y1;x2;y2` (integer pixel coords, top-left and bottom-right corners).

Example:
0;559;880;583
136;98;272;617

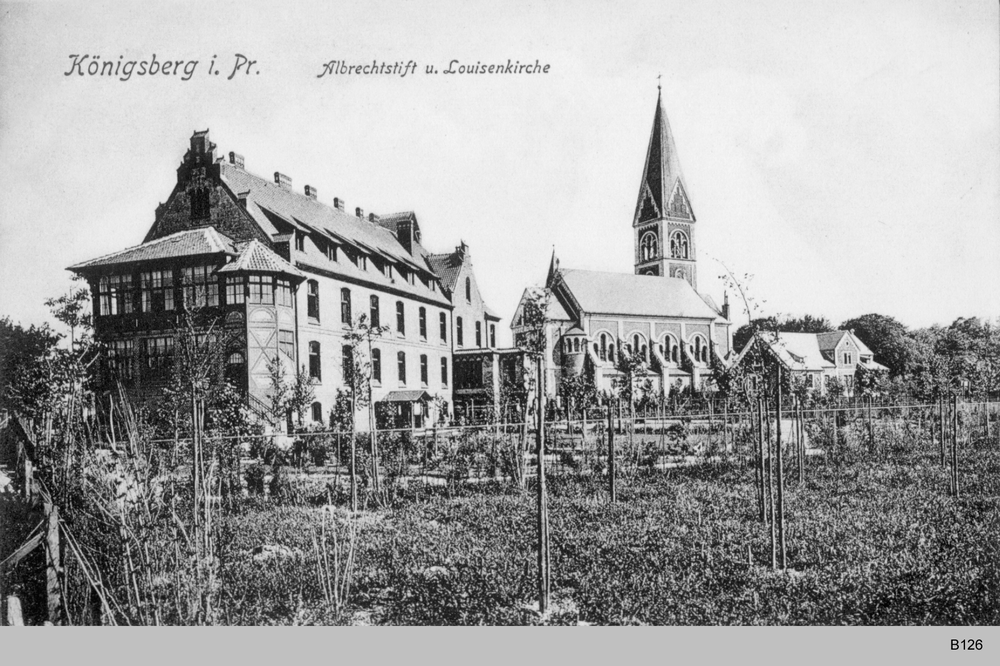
732;330;888;397
511;90;733;399
70;130;499;429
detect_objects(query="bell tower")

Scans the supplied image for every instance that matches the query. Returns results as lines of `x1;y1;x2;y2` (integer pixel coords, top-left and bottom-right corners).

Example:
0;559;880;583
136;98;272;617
633;86;697;289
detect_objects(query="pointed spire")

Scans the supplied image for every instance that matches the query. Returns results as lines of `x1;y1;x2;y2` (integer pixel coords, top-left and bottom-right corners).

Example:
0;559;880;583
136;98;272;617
546;246;559;287
634;86;693;224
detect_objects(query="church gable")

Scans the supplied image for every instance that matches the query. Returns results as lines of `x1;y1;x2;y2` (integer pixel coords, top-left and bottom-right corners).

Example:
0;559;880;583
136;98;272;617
636;183;660;224
667;180;694;221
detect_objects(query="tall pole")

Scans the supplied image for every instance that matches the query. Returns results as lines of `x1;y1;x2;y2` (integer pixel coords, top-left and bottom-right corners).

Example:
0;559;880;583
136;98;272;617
756;397;766;522
951;395;959;497
938;396;945;466
535;356;550;614
775;370;787;570
607;400;617;502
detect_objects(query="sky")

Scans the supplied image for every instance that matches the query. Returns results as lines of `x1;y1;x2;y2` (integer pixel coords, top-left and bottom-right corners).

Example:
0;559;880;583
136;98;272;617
1;0;997;347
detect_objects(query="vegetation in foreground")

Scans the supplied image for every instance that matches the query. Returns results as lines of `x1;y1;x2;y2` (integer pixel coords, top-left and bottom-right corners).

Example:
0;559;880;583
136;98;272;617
213;429;1000;625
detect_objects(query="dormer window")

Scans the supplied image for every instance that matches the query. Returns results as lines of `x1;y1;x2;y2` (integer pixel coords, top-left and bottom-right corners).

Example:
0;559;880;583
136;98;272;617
295;233;305;253
326;243;337;262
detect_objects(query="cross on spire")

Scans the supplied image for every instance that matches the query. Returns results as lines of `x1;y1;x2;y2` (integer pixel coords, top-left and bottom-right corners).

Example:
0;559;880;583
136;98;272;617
657;73;662;91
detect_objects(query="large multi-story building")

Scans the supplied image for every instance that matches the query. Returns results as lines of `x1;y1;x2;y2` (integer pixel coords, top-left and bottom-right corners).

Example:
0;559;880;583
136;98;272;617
69;130;498;429
512;89;733;398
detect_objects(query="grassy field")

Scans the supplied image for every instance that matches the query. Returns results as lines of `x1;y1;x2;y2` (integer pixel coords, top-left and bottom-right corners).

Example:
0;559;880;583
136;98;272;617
213;424;1000;625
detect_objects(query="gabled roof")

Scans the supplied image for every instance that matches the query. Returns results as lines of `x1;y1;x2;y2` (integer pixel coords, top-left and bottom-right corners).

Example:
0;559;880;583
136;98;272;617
816;330;848;353
758;332;837;371
217;240;304;279
220;164;452;306
221;164;434;274
558;269;719;320
426;251;463;293
69;228;238;271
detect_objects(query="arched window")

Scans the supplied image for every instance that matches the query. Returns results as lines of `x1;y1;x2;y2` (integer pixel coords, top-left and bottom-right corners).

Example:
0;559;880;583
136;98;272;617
311;401;323;423
608;343;615;363
640;231;658;261
465;277;471;302
599;334;608;361
340;288;351;324
574;338;580;353
691;335;708;363
670;230;690;259
372;348;382;383
663;334;680;364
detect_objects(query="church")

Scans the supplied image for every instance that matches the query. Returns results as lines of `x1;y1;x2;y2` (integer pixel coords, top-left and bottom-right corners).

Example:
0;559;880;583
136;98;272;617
512;89;733;398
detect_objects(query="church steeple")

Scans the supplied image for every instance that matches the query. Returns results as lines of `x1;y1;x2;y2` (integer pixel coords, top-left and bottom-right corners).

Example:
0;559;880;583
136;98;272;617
634;88;693;226
633;86;698;289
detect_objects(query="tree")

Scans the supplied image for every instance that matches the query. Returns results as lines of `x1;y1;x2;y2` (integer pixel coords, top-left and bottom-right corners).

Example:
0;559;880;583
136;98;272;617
0;316;63;419
342;314;389;509
287;365;316;428
44;277;92;351
265;352;290;430
840;313;912;377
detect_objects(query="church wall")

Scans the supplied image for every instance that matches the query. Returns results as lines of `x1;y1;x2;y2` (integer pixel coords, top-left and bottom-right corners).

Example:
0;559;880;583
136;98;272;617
687;322;711;342
589;318;619;338
654;321;682;343
622;320;652;340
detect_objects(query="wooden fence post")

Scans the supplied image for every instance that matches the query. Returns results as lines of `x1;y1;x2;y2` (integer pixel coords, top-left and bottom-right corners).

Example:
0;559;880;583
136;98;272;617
775;374;787;571
951;395;959;497
44;502;64;625
607;403;616;503
535;357;550;614
939;396;946;466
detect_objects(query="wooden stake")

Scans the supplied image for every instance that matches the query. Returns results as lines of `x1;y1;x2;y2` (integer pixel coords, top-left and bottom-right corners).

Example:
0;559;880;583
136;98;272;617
951;395;959;497
939;396;945;466
44;502;64;625
775;374;787;571
607;401;617;502
535;358;551;614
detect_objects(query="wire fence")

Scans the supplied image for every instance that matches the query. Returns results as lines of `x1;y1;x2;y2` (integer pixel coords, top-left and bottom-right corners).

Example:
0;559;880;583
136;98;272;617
136;398;1000;500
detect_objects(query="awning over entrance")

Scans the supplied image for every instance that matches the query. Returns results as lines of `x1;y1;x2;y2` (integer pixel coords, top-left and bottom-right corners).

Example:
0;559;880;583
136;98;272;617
382;390;433;403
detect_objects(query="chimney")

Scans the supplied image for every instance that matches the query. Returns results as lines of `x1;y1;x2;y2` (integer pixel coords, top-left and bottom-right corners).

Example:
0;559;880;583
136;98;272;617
229;151;245;169
368;212;379;223
237;190;250;210
333;197;344;211
456;240;469;258
274;172;292;190
722;292;730;320
304;184;318;199
355;207;364;218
